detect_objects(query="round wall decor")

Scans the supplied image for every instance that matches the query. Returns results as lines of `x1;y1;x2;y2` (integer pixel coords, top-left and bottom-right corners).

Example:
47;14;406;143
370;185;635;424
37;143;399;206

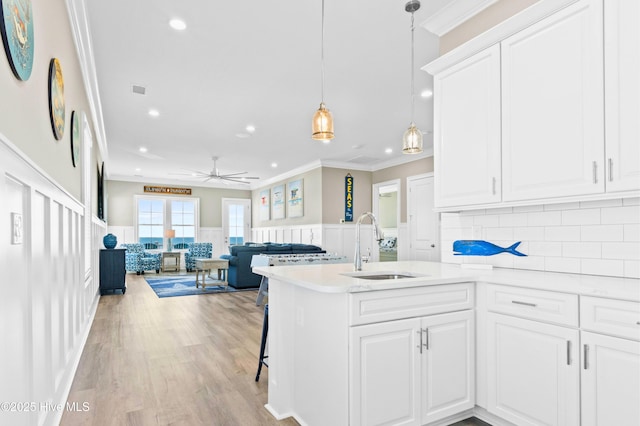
48;58;65;140
0;0;34;81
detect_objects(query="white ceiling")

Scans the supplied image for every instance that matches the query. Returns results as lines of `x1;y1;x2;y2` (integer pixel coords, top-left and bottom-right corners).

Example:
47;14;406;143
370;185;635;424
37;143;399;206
83;0;463;189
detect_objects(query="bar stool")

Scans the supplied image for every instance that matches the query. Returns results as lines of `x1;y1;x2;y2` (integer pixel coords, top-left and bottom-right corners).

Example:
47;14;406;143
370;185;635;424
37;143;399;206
255;304;269;382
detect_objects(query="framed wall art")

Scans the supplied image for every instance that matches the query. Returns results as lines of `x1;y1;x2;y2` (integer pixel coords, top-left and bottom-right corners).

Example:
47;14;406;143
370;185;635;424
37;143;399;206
271;184;285;220
0;0;34;81
48;58;65;140
287;179;303;218
259;188;270;221
70;110;82;167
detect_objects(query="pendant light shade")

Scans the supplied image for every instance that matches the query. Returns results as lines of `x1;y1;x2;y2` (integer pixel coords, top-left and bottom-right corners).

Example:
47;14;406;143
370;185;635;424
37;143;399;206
311;0;334;141
402;0;423;154
312;102;334;141
402;122;423;153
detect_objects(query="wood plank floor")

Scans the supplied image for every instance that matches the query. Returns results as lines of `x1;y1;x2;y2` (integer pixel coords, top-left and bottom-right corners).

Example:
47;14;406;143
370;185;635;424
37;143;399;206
62;273;490;426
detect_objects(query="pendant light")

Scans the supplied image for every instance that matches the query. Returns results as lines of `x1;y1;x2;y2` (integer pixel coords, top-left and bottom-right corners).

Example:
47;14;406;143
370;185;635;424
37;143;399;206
402;0;423;154
312;0;334;142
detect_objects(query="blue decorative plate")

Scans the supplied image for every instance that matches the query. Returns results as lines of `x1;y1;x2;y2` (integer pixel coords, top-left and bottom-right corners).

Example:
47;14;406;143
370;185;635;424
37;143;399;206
0;0;34;81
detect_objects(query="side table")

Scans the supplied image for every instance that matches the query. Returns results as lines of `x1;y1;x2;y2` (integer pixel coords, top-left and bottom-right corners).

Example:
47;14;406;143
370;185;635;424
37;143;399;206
195;258;229;290
162;252;181;272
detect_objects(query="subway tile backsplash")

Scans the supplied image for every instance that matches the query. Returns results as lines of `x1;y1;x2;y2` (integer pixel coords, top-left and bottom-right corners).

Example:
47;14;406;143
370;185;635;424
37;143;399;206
440;197;640;278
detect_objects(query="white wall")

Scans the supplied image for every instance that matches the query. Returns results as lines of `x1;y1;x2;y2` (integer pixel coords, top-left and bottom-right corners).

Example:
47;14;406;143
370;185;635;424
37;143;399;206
0;135;101;426
440;198;640;278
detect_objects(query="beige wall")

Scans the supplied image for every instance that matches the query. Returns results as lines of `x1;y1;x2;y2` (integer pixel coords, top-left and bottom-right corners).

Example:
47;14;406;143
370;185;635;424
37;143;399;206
322;167;373;224
251;167;323;227
372;157;433;222
0;0;97;201
439;0;540;54
106;180;251;227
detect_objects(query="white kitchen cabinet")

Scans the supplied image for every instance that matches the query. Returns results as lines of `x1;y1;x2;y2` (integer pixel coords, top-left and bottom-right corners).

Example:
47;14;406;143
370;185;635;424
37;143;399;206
486;312;580;426
581;331;640;426
501;0;604;201
433;44;501;208
350;310;474;426
604;0;640;193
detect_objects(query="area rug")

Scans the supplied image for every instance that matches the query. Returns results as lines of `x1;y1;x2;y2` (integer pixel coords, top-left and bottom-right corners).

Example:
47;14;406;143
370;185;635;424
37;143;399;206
144;275;254;298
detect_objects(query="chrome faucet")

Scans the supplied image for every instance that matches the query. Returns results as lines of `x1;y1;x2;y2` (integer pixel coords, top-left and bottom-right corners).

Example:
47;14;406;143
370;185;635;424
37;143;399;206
354;212;384;271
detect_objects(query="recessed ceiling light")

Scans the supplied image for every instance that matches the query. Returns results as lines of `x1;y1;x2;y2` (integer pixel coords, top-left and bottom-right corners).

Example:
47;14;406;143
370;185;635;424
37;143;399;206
135;168;141;172
271;162;278;168
139;147;148;153
385;148;393;154
148;109;159;117
421;89;433;98
169;18;187;31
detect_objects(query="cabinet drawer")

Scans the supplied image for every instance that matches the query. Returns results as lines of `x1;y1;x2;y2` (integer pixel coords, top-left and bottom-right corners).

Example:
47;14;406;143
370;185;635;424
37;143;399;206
486;284;578;327
349;283;474;326
581;296;640;341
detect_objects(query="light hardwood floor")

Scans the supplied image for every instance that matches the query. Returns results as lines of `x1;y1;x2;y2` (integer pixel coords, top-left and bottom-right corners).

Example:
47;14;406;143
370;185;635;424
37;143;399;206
61;273;298;426
61;273;490;426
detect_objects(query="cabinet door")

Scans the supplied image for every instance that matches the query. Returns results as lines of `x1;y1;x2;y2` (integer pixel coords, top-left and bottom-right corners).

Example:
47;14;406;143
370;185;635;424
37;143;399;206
421;310;474;424
581;331;640;426
487;313;580;426
350;318;421;426
604;0;640;192
433;44;501;208
501;0;604;201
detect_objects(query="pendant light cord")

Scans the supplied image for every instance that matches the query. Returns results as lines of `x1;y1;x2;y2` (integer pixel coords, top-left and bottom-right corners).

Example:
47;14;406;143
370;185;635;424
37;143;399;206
321;0;326;104
410;10;415;124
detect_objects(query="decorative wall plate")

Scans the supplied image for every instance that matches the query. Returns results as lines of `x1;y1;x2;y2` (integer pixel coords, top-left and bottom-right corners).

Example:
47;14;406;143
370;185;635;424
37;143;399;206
48;58;65;140
0;0;34;81
70;110;82;167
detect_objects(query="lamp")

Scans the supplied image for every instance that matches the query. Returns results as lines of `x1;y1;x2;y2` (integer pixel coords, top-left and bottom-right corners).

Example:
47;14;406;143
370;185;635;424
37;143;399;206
311;0;334;142
402;0;423;154
164;229;175;252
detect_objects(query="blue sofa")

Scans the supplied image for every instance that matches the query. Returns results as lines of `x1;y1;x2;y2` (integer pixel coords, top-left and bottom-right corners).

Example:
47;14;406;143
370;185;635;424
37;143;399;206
221;243;325;289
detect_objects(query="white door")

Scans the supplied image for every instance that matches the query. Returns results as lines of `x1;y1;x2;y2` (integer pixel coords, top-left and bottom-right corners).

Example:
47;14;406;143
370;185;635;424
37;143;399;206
407;174;438;261
350;318;421;426
581;331;640;426
222;198;251;251
433;44;502;208
501;0;604;201
487;313;580;426
421;310;475;424
604;0;640;193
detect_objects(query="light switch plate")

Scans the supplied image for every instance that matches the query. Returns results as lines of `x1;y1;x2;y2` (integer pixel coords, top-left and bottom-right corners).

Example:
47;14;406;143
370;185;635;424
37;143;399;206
11;212;22;245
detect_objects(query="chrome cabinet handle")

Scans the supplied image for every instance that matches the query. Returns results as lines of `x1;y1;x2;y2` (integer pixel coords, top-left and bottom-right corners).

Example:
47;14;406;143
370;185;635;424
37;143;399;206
593;161;598;184
608;158;613;182
417;329;423;354
512;300;537;307
566;341;572;365
584;344;589;370
492;177;496;195
424;328;429;351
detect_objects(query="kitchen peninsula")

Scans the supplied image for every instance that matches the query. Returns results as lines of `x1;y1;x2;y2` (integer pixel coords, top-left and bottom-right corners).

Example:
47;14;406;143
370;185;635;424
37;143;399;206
253;261;640;426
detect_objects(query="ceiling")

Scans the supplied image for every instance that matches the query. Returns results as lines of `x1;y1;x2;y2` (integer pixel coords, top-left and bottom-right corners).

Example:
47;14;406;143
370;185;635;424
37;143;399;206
83;0;462;189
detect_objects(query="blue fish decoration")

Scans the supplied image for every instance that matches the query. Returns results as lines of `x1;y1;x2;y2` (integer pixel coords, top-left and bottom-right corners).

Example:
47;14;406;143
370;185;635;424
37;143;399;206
453;240;527;257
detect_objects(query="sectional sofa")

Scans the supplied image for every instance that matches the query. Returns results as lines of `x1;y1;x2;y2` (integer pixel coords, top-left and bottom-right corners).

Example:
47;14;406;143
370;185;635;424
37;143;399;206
220;243;325;289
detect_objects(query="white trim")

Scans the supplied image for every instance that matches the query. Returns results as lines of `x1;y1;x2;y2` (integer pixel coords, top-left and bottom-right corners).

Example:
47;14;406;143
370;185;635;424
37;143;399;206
421;0;499;36
423;0;580;75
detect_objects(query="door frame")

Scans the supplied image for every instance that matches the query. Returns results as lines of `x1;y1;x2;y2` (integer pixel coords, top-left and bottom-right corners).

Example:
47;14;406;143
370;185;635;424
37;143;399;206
372;179;401;262
221;198;252;250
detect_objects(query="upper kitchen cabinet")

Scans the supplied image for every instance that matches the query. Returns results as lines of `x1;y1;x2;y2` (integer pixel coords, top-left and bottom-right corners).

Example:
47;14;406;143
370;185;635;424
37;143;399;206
501;0;604;201
425;0;639;211
604;0;640;193
433;45;501;208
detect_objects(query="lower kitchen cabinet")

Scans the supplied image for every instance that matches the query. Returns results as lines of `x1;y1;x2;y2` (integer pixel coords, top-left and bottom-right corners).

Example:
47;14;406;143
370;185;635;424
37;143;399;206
581;331;640;425
486;312;580;426
350;310;474;426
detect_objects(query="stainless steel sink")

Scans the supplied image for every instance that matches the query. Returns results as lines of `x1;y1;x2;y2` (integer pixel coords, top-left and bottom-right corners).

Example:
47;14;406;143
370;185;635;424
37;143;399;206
341;271;426;280
355;274;415;280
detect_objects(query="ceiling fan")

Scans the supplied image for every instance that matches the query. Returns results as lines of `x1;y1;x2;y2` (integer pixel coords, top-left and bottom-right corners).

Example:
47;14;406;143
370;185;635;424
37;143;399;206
176;156;260;184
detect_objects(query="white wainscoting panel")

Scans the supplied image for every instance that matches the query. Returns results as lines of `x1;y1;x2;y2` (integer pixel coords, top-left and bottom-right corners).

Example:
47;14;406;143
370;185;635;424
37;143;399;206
0;134;101;426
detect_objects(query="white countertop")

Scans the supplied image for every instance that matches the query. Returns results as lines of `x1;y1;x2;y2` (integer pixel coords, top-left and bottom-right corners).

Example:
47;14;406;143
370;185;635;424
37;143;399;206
252;261;640;302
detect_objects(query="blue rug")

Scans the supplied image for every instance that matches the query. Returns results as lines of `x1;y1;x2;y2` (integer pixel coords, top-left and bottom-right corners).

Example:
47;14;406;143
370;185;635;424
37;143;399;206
144;275;253;298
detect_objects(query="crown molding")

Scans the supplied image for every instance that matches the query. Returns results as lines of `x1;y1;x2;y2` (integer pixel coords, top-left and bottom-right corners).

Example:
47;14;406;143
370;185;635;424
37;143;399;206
421;0;499;36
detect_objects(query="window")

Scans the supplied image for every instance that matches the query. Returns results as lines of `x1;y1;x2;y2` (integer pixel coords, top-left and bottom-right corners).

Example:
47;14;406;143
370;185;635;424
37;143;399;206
135;196;198;250
171;200;195;248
